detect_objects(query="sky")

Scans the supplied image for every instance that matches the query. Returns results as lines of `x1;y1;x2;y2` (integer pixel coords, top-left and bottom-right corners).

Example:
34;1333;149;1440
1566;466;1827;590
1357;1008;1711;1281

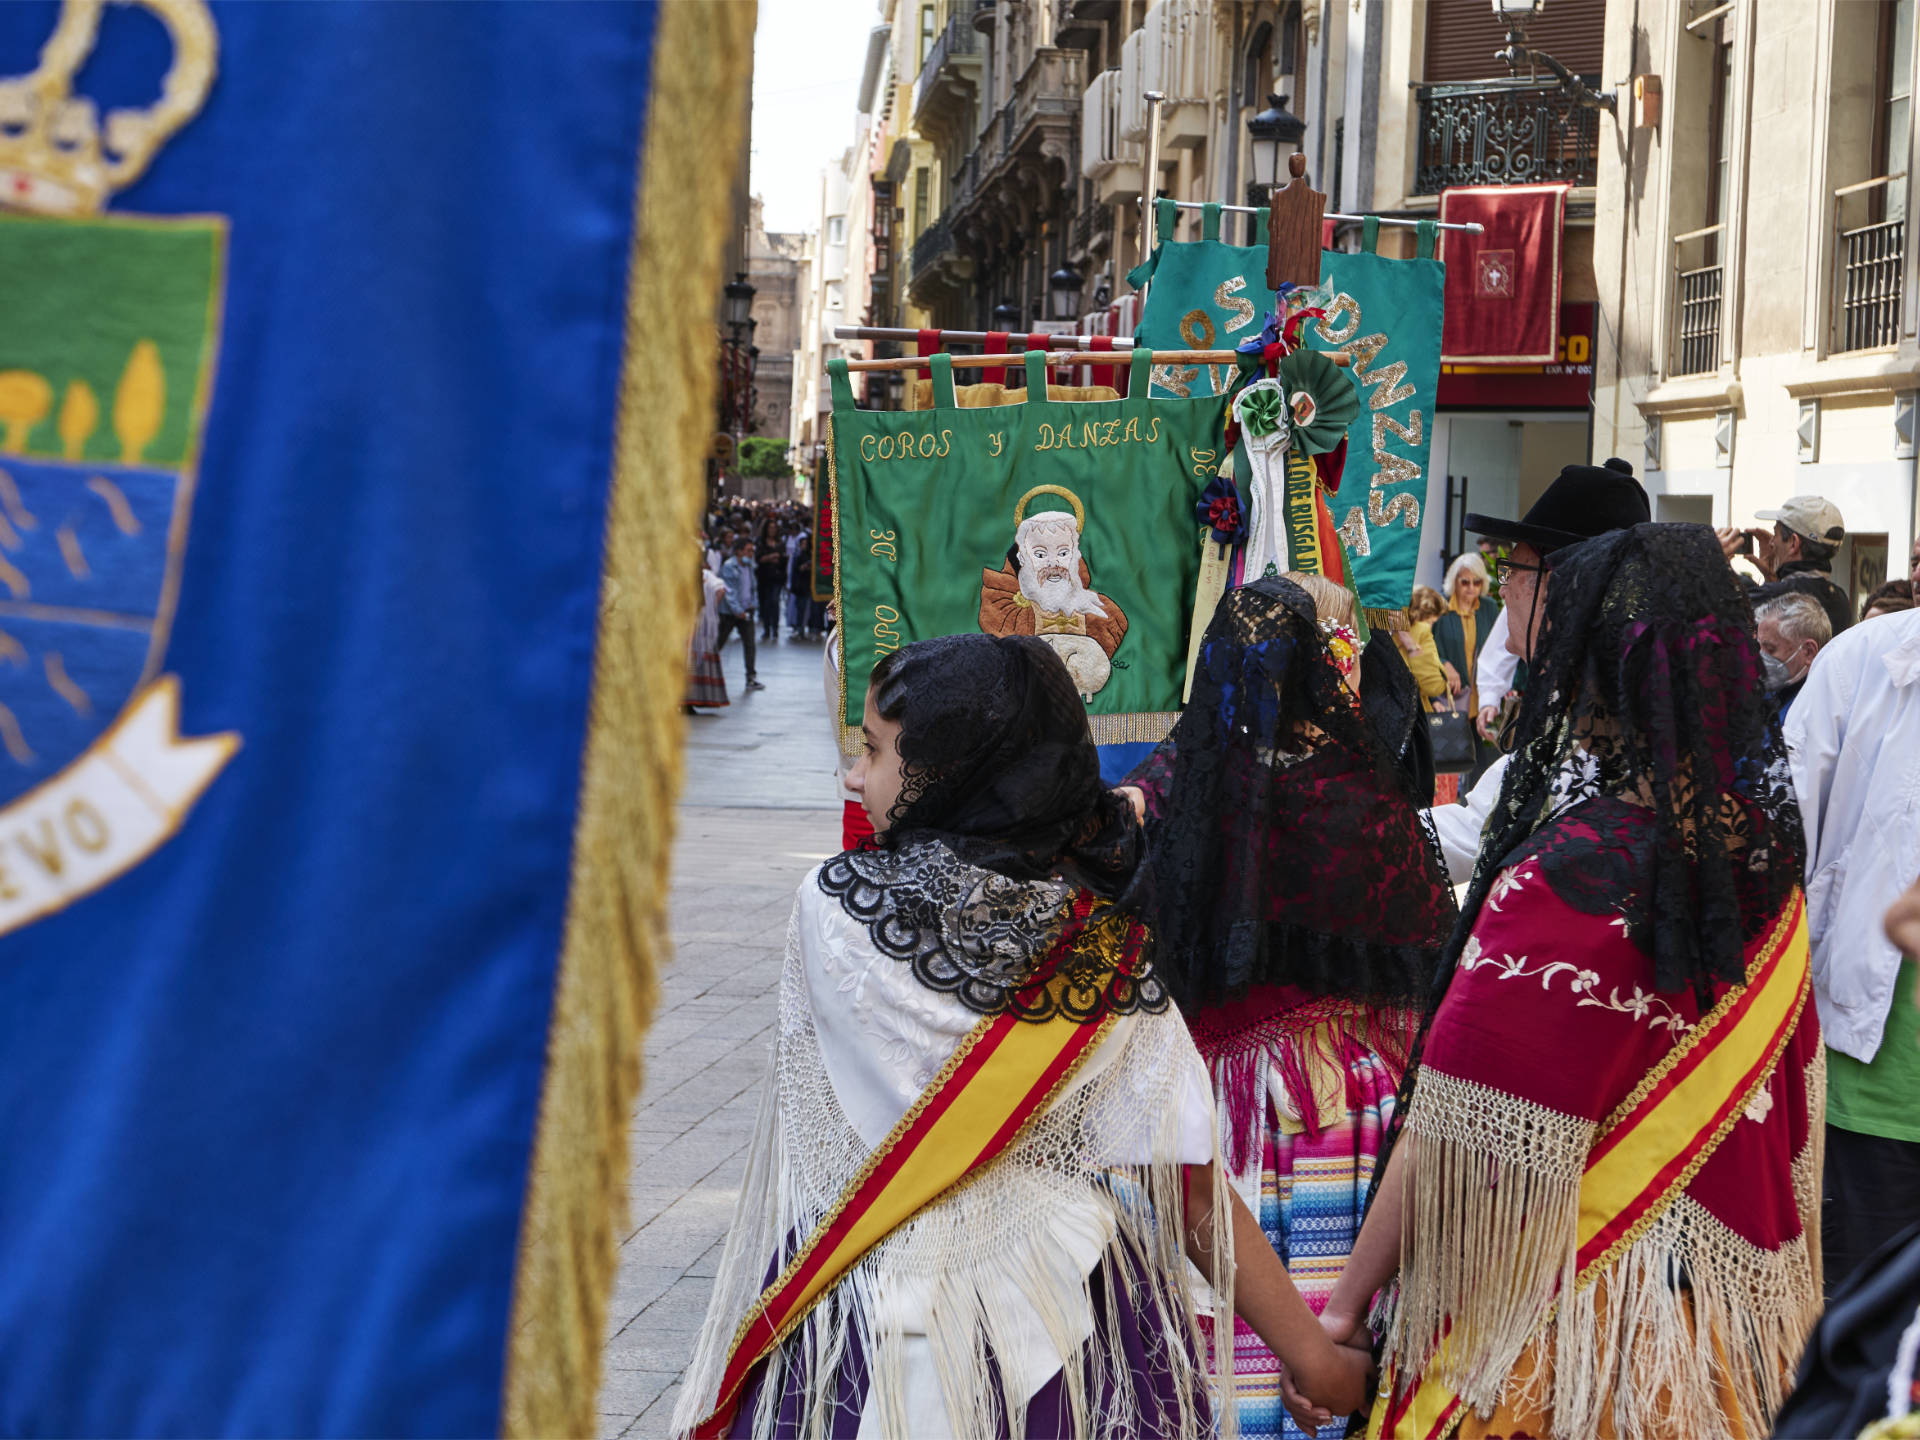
750;0;880;234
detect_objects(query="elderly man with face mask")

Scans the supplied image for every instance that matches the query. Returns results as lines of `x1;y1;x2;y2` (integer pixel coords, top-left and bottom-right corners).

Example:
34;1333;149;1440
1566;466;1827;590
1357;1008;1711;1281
1756;591;1832;722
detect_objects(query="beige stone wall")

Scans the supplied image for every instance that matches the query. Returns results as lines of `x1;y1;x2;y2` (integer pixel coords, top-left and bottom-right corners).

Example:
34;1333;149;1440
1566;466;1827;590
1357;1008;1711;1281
1592;0;1920;582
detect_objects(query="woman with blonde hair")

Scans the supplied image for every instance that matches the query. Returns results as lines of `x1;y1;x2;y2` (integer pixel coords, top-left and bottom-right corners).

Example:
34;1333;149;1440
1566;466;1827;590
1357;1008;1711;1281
1430;551;1500;783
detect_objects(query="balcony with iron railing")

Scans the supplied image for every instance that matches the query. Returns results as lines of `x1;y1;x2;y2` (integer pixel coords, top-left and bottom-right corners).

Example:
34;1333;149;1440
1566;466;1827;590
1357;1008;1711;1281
1008;47;1084;163
1070;201;1113;257
1667;224;1723;377
913;0;982;139
1412;77;1601;194
912;216;956;278
1832;174;1907;353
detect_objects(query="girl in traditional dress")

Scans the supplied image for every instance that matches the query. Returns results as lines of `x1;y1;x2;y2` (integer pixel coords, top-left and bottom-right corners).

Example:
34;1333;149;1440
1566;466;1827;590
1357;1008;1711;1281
1313;524;1821;1440
686;553;729;712
1117;575;1457;1439
674;633;1369;1440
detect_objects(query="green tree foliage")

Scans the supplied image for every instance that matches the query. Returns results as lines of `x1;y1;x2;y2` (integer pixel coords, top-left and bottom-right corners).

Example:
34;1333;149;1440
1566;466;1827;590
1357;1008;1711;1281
736;436;793;480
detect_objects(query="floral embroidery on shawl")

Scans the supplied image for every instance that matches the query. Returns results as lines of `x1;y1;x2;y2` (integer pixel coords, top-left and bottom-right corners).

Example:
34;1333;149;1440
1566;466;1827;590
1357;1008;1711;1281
1457;930;1691;1036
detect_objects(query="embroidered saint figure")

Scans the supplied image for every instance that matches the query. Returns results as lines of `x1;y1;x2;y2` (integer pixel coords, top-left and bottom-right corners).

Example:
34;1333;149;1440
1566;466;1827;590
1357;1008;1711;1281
978;487;1127;701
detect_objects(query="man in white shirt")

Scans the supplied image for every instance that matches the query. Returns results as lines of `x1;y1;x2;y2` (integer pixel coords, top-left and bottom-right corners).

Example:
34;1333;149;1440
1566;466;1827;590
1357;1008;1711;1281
1474;608;1517;741
1785;606;1920;1288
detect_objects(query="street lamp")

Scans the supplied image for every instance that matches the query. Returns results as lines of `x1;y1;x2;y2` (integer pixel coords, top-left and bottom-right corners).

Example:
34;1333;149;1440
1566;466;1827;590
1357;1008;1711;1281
991;299;1020;332
1049;263;1085;322
1492;0;1616;112
1247;94;1307;199
722;272;755;331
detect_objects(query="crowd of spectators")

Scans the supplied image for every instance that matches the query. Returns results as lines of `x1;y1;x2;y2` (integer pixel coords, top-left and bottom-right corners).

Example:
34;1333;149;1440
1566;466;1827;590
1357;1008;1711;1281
685;499;834;712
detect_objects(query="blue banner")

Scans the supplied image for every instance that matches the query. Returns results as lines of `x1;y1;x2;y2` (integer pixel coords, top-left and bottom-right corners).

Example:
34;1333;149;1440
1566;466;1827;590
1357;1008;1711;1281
0;2;654;1432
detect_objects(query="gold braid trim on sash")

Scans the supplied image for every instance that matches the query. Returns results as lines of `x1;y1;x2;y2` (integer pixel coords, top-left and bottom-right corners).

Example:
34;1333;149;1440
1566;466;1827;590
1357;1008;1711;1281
1596;901;1798;1138
1578;954;1811;1286
501;5;759;1435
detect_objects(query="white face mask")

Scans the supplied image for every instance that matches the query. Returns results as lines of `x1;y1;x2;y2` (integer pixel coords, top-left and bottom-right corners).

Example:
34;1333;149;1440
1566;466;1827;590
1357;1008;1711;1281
1761;649;1807;691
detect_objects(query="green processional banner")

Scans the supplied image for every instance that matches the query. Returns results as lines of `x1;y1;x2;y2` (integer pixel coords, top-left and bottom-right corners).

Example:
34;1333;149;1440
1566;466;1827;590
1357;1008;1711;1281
1127;199;1267;401
828;349;1229;745
1128;214;1445;616
1314;221;1444;617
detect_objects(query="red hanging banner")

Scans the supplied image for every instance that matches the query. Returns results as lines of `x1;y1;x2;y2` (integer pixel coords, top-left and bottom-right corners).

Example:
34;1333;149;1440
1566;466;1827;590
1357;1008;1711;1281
1438;183;1570;364
981;331;1009;386
1090;333;1117;393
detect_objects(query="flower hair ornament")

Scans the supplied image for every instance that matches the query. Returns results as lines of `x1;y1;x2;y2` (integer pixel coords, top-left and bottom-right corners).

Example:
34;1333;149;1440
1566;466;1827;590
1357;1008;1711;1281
1318;617;1359;679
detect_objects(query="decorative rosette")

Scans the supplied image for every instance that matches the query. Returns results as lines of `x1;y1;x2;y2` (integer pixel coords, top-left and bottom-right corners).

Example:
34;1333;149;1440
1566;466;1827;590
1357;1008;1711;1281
1233;377;1290;451
1195;473;1247;545
1276;348;1360;456
1318;618;1359;678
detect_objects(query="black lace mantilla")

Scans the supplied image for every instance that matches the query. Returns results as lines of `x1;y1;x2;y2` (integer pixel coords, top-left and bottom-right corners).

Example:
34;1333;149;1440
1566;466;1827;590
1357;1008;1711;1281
1124;577;1457;1012
817;841;1170;1023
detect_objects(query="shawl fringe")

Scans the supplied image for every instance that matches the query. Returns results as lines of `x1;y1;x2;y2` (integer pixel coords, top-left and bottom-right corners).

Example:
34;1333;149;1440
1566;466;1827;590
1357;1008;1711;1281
1188;996;1417;1171
1377;1065;1826;1440
673;918;1236;1440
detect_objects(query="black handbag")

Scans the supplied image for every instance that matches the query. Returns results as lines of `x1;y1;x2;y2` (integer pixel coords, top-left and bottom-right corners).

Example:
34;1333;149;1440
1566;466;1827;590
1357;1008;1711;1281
1426;694;1477;774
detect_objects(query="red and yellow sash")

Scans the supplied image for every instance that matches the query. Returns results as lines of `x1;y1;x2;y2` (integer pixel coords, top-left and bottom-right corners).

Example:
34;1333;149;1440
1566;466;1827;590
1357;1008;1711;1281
689;901;1138;1439
1374;892;1811;1439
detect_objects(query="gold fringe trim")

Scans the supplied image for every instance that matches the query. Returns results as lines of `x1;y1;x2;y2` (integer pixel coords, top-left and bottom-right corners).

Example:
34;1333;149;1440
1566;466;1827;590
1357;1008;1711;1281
1363;606;1409;634
840;709;1175;759
1089;711;1178;746
501;5;758;1436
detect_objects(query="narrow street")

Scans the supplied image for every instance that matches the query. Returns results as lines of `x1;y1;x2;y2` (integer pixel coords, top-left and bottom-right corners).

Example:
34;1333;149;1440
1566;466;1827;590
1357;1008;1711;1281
595;627;843;1440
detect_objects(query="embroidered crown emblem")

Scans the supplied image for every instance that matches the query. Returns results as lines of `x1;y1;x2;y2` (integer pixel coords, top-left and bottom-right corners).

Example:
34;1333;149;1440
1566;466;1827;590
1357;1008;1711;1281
0;0;216;216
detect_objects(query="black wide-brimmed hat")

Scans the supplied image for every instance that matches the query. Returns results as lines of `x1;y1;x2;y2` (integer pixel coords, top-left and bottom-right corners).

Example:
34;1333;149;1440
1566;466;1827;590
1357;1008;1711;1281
1465;457;1651;553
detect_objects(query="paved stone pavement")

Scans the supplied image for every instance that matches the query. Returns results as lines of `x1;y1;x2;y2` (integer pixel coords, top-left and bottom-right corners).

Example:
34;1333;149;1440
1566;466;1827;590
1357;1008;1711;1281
597;626;844;1439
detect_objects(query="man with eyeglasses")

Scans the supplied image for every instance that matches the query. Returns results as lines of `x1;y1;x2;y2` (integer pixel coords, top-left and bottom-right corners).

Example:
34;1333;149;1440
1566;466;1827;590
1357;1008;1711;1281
1422;459;1652;881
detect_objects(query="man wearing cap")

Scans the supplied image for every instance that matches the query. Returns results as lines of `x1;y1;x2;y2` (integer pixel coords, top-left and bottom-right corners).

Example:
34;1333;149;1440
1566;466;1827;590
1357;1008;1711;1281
1424;458;1651;880
1718;495;1852;637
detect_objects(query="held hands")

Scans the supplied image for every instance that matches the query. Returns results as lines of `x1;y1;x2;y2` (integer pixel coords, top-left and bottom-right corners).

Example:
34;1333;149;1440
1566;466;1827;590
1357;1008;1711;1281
1278;1308;1373;1434
1442;662;1462;695
1476;704;1500;741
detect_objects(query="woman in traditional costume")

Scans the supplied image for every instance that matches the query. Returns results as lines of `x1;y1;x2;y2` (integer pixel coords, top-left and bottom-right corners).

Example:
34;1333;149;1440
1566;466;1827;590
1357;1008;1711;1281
1314;524;1821;1440
686;554;730;712
674;632;1369;1440
1117;575;1457;1440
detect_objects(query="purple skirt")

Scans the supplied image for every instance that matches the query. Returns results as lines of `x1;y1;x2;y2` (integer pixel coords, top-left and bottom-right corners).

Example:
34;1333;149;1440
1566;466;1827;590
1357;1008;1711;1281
726;1253;1210;1439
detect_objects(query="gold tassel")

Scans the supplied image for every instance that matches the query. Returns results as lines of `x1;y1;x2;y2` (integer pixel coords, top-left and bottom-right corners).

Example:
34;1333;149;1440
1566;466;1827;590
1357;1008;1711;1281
501;4;758;1435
